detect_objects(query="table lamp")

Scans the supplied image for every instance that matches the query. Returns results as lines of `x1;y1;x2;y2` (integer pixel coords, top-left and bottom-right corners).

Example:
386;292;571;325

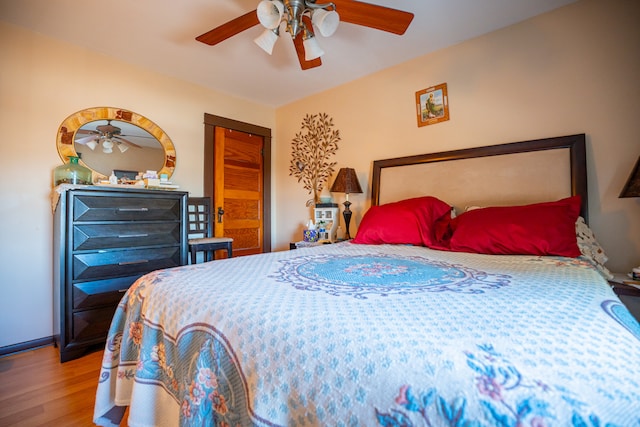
620;156;640;198
620;155;640;281
330;168;362;239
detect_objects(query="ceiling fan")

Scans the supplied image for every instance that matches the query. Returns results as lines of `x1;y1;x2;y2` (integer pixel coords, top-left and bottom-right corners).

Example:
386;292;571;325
75;120;144;154
196;0;414;70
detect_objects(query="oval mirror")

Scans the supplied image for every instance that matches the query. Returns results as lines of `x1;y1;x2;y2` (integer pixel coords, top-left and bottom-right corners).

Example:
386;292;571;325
57;107;176;181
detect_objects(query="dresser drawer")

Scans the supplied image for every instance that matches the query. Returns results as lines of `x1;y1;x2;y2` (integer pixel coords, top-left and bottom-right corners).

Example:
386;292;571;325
73;275;143;309
73;246;181;280
71;305;119;342
73;195;181;222
73;222;181;251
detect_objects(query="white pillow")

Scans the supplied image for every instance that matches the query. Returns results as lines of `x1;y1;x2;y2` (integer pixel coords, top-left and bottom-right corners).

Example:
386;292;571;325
575;216;613;280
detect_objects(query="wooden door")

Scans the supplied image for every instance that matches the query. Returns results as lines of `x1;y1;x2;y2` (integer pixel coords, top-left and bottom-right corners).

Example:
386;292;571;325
204;114;271;255
214;127;264;256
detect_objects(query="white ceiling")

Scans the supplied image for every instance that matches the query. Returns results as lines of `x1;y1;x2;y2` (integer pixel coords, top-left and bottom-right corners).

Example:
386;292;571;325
0;0;576;107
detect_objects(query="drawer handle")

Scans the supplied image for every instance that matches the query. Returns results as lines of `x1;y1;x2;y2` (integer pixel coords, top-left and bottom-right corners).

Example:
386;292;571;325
118;234;149;238
117;207;149;212
118;260;149;266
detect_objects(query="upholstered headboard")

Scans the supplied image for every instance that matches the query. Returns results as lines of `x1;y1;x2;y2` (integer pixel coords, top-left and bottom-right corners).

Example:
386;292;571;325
371;134;588;221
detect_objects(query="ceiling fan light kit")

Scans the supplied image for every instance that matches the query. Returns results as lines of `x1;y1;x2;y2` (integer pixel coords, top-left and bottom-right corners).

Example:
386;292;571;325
101;139;114;153
312;8;339;37
303;34;324;60
255;0;337;59
80;136;123;154
85;140;98;151
75;120;144;154
257;0;285;29
117;142;129;153
254;27;280;54
196;0;414;70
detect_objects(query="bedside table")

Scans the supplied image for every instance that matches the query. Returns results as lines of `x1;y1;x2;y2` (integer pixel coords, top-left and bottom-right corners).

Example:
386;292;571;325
609;274;640;322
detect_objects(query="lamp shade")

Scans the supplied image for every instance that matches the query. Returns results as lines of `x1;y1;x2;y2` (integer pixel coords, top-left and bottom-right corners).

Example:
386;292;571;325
102;139;114;154
85;140;97;151
303;35;324;60
620;156;640;198
330;168;362;195
312;9;339;37
254;28;279;55
257;0;284;29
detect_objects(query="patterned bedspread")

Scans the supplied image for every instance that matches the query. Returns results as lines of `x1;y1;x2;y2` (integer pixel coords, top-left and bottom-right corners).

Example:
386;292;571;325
94;242;640;426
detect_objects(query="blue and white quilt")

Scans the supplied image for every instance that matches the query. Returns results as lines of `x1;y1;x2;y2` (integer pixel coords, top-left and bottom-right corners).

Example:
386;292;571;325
94;242;640;426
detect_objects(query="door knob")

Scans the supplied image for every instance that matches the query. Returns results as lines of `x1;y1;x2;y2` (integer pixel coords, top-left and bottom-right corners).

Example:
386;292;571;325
217;207;224;223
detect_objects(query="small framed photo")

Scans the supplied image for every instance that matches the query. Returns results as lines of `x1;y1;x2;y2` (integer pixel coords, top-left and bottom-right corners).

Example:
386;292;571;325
113;169;138;180
415;83;450;127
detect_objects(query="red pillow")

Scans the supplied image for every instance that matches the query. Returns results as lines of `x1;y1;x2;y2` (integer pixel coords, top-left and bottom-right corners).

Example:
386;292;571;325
352;196;451;246
441;196;582;257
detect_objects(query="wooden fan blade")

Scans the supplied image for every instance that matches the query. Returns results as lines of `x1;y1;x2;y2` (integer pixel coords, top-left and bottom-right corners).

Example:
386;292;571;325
76;129;99;135
293;16;322;70
76;135;98;144
114;136;141;148
196;10;260;46
120;133;156;139
333;0;414;35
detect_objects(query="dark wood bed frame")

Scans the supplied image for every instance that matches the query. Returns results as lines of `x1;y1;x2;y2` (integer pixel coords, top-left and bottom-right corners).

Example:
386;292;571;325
370;134;588;221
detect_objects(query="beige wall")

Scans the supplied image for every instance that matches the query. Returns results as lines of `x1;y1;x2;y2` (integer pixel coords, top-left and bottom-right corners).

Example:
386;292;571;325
274;0;640;272
0;21;275;348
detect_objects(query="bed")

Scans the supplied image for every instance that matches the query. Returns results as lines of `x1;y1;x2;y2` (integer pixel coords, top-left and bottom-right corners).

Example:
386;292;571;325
94;134;640;427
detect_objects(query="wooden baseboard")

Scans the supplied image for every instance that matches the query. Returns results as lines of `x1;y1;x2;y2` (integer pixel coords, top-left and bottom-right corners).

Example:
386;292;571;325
0;336;54;358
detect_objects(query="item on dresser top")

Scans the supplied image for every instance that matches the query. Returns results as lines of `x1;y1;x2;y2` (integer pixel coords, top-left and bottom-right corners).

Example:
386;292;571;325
53;155;92;186
143;170;179;189
145;178;180;189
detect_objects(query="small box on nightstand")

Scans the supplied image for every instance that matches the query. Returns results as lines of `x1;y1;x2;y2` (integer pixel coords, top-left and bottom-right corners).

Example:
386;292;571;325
314;203;339;242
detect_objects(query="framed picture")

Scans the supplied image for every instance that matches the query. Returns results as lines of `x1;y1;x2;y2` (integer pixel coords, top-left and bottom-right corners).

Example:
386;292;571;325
415;83;450;127
113;169;138;180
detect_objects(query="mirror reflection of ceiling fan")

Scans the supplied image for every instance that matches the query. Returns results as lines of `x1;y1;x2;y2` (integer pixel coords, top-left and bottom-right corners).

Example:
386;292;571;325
75;120;151;154
196;0;414;70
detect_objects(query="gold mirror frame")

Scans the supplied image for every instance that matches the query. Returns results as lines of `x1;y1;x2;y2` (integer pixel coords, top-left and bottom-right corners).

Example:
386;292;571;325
57;107;176;181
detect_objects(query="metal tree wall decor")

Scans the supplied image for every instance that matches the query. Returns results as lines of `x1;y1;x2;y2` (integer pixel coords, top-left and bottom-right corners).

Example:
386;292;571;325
289;113;341;206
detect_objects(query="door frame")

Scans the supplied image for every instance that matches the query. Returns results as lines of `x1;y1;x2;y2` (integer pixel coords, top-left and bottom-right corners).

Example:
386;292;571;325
203;113;272;252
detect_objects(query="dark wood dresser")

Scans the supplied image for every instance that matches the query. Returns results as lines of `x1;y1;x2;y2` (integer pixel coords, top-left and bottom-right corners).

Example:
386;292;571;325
53;186;188;362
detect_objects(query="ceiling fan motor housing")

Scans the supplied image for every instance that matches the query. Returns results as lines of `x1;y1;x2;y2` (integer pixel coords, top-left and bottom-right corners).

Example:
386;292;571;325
285;0;306;36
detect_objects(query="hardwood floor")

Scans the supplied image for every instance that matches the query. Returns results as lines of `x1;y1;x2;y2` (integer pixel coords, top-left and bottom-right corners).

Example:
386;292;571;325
0;345;127;426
